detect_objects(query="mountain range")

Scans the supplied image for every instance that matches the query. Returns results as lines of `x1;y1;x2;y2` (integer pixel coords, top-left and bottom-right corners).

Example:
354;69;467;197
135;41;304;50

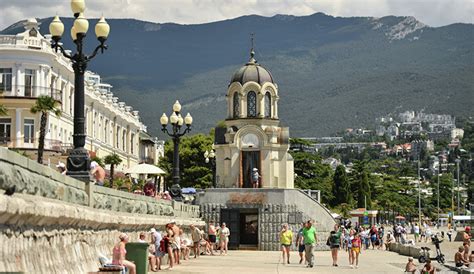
2;13;473;137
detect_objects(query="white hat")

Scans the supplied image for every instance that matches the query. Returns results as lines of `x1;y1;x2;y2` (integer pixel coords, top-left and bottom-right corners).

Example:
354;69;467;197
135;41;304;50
164;191;169;194
170;219;176;224
150;228;156;233
56;162;65;168
252;168;258;171
90;161;98;169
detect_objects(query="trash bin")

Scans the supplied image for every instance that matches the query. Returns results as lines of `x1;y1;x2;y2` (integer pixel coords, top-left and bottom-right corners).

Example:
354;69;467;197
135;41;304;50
125;242;149;274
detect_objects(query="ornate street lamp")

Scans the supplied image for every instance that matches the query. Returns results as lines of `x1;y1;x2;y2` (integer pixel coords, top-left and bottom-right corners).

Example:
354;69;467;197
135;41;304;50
160;100;193;201
204;146;216;188
49;0;110;182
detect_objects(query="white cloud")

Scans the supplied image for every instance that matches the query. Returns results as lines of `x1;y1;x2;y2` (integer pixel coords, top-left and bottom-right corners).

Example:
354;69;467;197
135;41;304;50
0;0;472;30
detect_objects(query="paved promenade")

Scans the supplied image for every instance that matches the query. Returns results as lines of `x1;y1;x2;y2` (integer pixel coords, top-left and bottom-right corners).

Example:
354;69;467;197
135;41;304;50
151;249;455;274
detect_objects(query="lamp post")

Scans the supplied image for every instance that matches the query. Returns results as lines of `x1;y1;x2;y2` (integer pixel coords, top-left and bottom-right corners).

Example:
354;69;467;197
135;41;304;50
160;100;193;201
204;147;216;188
49;0;110;182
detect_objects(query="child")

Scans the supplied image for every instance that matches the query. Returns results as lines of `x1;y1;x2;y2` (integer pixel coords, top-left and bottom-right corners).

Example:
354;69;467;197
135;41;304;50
455;246;470;267
405;257;416;273
421;259;435;274
350;232;362;269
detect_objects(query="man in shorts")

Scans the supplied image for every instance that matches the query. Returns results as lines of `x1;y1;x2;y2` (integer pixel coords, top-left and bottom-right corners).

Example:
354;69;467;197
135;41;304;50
208;221;217;255
303;220;317;268
170;220;181;264
190;224;202;258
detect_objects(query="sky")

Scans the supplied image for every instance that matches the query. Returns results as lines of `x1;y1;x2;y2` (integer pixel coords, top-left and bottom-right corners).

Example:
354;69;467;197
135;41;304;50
0;0;473;30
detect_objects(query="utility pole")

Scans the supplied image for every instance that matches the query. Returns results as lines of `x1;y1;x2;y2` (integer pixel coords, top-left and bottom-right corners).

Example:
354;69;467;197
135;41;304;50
437;171;440;222
456;159;460;215
418;160;422;223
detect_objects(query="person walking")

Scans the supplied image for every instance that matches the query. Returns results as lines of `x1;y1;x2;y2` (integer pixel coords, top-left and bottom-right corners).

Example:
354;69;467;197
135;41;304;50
296;223;306;264
208;221;217;255
329;224;342;267
190;224;202;258
413;223;420;242
219;222;230;255
150;228;162;271
279;223;293;264
303;220;317;268
350;232;362;269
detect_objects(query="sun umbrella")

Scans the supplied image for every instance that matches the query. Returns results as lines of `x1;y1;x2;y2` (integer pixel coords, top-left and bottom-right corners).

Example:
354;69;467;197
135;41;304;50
124;163;166;175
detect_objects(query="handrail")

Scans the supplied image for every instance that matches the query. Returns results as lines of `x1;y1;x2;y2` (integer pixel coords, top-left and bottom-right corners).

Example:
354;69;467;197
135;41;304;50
296;188;336;222
2;85;63;101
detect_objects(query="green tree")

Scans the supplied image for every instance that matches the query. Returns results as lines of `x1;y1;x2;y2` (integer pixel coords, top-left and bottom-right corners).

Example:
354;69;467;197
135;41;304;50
290;150;334;204
332;164;351;206
0;104;7;116
158;134;214;188
430;173;454;212
30;96;61;164
104;153;122;186
352;161;372;209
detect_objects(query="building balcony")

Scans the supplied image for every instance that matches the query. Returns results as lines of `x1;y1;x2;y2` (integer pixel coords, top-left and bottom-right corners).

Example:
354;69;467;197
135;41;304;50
139;156;155;164
1;85;63;102
0;136;72;153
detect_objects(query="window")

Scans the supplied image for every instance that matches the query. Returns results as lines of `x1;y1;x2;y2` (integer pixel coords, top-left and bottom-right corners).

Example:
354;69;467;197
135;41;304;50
233;93;240;118
0;118;11;143
130;133;135;154
104;120;108;144
0;68;12;92
247;91;257;118
264;92;271;118
116;126;120;148
24;119;35;143
24;69;36;97
69;88;74;115
122;130;126;151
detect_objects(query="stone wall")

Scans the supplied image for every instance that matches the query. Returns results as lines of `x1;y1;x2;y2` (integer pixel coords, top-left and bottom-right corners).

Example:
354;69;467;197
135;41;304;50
198;188;336;251
0;147;199;219
0;147;203;273
0;194;203;273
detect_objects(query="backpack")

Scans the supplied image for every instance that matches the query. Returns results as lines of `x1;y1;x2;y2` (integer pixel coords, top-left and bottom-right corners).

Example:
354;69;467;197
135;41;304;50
159;238;166;252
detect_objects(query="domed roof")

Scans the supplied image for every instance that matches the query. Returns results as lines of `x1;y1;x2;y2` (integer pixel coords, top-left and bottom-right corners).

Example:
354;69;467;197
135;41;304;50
230;50;274;85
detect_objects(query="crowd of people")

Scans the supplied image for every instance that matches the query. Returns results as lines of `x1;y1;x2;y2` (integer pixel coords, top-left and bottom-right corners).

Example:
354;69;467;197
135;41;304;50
110;221;231;272
280;219;472;272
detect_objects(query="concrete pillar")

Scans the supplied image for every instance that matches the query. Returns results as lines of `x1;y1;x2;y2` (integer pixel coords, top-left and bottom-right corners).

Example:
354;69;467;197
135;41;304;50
15;108;22;147
15;64;21;96
35;69;40;97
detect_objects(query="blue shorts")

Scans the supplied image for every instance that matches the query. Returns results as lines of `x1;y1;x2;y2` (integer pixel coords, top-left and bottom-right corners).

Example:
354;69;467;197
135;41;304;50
298;244;305;253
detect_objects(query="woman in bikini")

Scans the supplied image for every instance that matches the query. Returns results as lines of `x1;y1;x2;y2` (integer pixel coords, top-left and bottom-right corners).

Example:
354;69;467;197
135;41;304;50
112;233;136;274
350;232;362;269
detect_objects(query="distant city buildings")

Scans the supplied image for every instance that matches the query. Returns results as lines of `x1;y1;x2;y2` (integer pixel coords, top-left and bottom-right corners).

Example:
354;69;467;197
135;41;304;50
0;19;163;171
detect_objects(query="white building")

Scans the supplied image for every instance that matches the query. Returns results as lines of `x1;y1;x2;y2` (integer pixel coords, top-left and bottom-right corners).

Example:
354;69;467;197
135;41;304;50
214;49;294;188
0;19;161;171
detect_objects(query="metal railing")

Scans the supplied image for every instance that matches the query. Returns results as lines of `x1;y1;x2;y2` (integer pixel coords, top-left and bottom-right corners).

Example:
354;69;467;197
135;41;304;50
139;156;155;164
0;137;72;153
2;85;63;102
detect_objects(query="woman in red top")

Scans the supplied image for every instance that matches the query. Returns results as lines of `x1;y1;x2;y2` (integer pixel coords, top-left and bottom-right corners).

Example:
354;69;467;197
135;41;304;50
350;232;362;269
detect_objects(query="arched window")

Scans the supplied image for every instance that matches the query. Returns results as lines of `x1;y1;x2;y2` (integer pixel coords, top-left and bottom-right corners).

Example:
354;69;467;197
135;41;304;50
264;92;271;118
247;91;257;118
233;93;240;118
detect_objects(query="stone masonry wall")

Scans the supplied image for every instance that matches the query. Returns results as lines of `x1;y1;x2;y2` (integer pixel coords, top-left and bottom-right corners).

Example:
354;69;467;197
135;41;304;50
0;147;199;218
0;194;203;273
0;147;203;273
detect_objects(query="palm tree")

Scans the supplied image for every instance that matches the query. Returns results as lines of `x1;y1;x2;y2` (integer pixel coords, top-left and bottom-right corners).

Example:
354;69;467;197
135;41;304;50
30;96;61;164
0;104;7;116
104;153;122;187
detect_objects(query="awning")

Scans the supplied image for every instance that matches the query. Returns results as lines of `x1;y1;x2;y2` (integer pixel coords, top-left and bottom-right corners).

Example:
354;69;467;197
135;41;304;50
124;163;166;175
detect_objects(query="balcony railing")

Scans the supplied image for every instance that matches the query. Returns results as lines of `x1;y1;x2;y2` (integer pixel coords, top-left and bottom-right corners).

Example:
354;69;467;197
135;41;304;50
0;136;72;153
1;85;63;102
139;156;155;164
